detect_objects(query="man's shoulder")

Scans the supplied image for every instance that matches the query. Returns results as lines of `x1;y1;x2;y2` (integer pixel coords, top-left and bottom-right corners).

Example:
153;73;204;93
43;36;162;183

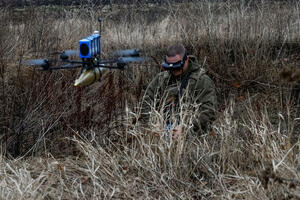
196;74;216;90
188;63;215;89
189;64;206;80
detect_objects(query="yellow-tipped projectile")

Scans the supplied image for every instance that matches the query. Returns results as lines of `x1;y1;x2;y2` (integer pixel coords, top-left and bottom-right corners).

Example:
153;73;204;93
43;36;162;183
74;67;102;87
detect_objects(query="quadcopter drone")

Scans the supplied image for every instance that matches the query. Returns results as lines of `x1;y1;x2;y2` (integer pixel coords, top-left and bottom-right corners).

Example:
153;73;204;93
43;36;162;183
23;18;148;87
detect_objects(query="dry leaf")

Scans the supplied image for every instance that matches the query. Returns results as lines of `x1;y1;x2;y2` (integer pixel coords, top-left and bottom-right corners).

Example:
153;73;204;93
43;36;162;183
57;164;63;171
81;176;90;184
232;82;241;88
123;166;129;174
237;96;244;101
210;131;216;137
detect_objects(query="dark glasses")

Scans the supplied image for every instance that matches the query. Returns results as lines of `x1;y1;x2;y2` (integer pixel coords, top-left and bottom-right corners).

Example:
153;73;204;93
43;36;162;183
162;53;187;70
162;60;185;70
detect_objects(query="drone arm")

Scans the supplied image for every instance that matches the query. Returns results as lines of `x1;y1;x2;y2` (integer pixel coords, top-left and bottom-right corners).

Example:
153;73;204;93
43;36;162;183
44;63;82;70
63;59;119;65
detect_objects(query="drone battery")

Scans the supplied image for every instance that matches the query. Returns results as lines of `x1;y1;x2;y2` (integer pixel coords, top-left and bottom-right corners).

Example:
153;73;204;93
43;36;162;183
79;33;101;58
93;32;101;56
87;35;96;56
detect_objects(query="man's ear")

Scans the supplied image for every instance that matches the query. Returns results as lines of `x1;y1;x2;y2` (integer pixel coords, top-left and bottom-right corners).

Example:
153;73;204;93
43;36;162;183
186;57;190;63
184;57;189;67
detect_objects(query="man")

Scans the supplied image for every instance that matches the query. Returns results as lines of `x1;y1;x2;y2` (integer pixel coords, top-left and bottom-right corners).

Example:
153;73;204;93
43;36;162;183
140;44;217;138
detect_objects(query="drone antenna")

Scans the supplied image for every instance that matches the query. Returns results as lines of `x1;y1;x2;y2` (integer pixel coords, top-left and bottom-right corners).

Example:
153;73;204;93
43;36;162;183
98;18;102;36
97;17;102;59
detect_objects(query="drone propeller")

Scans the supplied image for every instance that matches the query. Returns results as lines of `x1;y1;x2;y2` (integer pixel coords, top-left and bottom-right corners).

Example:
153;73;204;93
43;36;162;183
23;59;49;66
113;49;140;57
117;56;149;64
22;59;51;70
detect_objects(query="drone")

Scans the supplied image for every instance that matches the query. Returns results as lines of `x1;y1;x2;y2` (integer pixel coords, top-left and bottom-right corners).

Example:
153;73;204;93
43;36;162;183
23;18;148;87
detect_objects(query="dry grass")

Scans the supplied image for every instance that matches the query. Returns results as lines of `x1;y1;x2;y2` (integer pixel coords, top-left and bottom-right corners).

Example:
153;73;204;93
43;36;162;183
0;99;299;199
0;1;300;199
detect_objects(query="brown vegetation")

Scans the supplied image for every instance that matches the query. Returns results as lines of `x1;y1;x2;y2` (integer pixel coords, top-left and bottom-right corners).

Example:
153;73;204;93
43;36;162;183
0;1;300;199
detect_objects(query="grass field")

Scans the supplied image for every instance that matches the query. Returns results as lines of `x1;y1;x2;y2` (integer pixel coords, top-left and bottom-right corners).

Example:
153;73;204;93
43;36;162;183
0;1;300;199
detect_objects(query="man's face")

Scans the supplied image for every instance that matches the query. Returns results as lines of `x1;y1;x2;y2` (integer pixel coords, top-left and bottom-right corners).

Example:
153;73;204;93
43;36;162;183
165;54;188;76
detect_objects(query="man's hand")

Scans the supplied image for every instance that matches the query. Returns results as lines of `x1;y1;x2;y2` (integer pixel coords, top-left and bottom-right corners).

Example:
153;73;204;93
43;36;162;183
172;125;184;139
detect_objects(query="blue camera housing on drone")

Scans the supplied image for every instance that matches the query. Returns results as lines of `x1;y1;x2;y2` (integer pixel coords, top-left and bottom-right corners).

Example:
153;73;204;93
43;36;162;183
79;32;101;58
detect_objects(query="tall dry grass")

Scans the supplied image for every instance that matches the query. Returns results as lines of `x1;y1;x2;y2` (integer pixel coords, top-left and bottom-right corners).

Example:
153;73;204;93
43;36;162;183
0;1;299;199
0;99;299;199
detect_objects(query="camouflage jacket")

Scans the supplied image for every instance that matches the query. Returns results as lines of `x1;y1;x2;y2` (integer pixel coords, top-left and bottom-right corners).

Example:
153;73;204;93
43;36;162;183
140;55;217;135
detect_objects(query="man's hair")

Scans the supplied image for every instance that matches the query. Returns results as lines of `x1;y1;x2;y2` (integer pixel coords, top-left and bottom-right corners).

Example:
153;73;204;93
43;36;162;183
166;44;186;57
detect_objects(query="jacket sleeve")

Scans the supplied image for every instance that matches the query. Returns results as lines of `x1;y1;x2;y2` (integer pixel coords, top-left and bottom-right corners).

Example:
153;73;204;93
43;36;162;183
191;74;217;134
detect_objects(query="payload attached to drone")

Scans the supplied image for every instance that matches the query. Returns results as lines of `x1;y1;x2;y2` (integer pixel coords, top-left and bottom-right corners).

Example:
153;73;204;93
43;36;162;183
23;18;148;87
